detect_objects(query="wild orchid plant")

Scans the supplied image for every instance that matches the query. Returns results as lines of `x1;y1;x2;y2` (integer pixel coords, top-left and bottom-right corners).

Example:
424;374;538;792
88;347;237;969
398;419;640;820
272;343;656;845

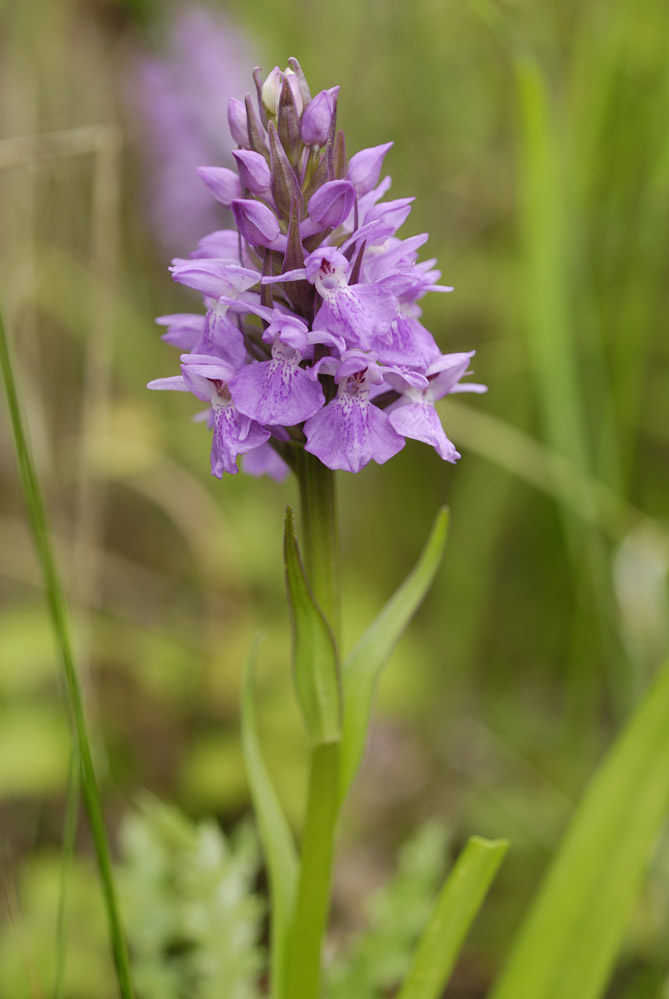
146;57;499;999
3;53;669;999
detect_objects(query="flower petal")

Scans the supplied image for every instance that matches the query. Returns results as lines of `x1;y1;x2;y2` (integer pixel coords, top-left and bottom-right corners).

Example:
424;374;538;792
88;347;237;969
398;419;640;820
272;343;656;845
147;375;189;391
156;313;204;350
314;282;396;350
242;441;290;480
388;400;460;462
195;305;247;369
196;166;241;206
373;313;440;368
231;356;324;426
210;403;270;477
346;142;393;196
304;393;404;472
170;259;260;299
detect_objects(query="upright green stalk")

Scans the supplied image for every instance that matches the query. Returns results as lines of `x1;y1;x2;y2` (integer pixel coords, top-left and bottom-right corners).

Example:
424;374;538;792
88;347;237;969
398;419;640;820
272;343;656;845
297;449;340;641
0;307;135;999
283;452;342;999
284;741;341;999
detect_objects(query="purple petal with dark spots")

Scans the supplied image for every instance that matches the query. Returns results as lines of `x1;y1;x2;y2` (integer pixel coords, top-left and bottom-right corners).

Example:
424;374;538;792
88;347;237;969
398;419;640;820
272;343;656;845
304;392;404;472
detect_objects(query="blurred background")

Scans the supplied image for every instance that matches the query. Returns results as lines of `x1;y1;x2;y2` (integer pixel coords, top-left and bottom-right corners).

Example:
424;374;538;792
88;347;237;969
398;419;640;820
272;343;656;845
1;0;668;995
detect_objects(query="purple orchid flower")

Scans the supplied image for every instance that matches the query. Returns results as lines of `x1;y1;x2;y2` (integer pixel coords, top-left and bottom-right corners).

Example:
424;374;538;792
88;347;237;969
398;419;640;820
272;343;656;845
148;353;270;477
387;352;487;461
150;60;485;478
303;352;405;472
230;314;331;426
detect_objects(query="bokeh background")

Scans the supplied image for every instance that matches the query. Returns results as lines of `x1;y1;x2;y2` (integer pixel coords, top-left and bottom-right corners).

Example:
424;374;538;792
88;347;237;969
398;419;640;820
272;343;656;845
1;0;668;995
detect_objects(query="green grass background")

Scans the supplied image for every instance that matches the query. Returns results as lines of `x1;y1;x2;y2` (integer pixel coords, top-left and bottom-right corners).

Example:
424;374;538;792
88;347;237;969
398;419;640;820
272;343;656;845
0;0;668;995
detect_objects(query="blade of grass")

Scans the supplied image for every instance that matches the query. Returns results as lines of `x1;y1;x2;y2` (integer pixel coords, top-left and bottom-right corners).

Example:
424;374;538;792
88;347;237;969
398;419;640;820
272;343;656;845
472;0;631;720
0;305;135;999
490;657;669;999
397;836;508;999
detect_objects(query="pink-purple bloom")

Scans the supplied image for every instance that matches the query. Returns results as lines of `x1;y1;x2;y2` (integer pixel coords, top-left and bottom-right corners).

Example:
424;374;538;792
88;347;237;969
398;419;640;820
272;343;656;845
149;60;485;478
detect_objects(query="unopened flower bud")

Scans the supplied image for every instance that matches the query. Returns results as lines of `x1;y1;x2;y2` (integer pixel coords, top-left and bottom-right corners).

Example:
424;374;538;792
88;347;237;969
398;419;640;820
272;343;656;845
232;149;271;195
260;66;283;116
227;98;250;147
261;65;303;117
231;198;281;247
307;179;355;229
196;166;241;206
346;141;393;196
301;86;339;146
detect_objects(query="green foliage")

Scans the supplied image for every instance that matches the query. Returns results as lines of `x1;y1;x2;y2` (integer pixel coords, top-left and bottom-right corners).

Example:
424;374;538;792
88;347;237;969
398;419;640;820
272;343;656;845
1;0;668;995
0;303;135;997
119;797;263;999
0;852;115;999
339;508;449;801
397;836;508;999
327;822;449;999
491;657;669;999
284;505;341;745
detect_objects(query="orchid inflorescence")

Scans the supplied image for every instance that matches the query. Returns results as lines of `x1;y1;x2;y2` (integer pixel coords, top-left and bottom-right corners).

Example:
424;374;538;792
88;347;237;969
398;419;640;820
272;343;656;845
149;58;486;478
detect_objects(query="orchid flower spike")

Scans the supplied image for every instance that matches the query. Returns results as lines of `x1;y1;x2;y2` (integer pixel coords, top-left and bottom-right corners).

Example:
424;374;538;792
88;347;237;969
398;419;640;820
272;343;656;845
149;59;485;477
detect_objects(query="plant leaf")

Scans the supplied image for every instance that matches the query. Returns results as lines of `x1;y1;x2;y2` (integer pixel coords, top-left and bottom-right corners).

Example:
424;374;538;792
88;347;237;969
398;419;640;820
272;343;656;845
241;636;298;999
284;506;341;745
490;657;669;999
397;836;508;999
339;507;449;799
327;822;449;999
0;304;136;998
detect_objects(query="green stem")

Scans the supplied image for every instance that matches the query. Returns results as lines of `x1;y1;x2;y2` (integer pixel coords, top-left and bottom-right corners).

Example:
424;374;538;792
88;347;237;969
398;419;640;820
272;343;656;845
281;453;343;999
0;307;135;999
284;741;340;999
297;449;340;640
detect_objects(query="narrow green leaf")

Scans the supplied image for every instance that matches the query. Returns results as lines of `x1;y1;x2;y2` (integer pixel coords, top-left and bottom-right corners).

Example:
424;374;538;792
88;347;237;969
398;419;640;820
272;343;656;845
241;636;298;999
398;836;508;999
491;658;669;999
284;505;341;744
0;306;135;998
339;508;449;798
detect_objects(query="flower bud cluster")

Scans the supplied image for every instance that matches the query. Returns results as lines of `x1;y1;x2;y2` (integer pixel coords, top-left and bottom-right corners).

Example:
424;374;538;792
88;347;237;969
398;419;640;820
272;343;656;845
149;60;486;478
